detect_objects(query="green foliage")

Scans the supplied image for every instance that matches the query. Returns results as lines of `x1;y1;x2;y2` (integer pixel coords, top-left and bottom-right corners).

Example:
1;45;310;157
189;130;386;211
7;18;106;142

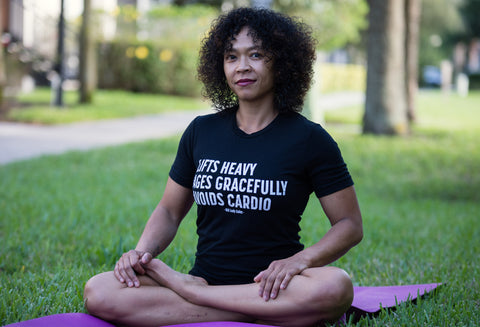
148;4;217;19
143;4;217;46
458;0;480;39
1;91;480;325
113;5;140;39
419;0;465;68
274;0;368;50
97;4;218;97
7;88;207;124
3;47;29;94
97;40;201;96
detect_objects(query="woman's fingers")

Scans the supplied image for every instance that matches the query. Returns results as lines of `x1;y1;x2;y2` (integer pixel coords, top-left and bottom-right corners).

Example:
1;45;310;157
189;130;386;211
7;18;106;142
255;257;308;301
114;250;149;287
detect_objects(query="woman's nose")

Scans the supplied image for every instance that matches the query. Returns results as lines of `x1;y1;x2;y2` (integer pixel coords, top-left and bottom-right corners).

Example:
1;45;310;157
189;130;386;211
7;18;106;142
236;56;251;72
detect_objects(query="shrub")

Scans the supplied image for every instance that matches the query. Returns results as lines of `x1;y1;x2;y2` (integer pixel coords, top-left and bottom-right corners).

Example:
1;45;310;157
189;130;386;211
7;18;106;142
97;4;218;97
97;41;202;97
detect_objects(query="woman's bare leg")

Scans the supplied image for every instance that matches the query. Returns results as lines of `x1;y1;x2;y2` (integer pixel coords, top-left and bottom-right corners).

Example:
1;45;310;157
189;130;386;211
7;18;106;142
144;259;353;327
83;271;252;327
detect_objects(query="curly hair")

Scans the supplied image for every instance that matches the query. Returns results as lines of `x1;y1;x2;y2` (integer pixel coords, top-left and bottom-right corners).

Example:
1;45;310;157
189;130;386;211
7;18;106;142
197;7;317;113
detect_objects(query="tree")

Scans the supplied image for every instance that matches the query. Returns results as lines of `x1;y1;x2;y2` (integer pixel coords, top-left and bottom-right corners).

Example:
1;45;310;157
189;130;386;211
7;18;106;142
418;0;464;73
363;0;408;135
79;0;97;103
53;0;66;107
274;0;368;51
458;0;480;39
405;0;421;122
0;8;5;111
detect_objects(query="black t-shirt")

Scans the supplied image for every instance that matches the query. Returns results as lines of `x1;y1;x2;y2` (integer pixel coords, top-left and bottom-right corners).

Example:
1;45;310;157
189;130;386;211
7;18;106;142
169;109;353;285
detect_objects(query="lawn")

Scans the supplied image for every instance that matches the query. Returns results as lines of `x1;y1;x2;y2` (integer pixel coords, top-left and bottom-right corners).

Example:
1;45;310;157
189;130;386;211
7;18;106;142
4;88;208;124
1;91;479;326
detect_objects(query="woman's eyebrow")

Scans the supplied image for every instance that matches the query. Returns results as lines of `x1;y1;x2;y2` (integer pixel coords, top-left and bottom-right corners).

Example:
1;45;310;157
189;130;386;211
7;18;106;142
227;45;262;53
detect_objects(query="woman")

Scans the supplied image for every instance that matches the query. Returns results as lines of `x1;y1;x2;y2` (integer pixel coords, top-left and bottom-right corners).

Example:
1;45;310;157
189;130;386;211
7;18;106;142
84;7;363;327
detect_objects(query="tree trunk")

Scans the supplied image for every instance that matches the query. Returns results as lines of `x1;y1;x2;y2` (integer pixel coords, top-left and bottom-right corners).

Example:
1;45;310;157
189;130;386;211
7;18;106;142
79;0;97;103
363;0;408;135
405;0;421;122
53;0;65;107
0;6;5;111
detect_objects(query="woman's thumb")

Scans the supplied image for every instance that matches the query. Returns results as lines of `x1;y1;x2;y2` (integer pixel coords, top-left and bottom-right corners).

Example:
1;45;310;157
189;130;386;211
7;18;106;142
141;252;153;264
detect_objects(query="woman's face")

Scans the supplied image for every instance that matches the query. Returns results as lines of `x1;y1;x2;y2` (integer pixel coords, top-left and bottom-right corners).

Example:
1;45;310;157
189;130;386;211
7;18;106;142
223;27;275;106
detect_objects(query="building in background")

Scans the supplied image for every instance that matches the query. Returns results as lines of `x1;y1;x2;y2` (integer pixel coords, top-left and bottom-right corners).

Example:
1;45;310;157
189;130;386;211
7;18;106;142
1;0;122;90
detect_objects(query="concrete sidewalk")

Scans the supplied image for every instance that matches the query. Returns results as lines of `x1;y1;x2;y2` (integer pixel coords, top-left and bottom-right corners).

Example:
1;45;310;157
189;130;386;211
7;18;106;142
0;109;209;165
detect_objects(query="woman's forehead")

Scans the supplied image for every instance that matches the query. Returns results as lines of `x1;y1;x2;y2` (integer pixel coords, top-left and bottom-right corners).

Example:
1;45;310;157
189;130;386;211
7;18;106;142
225;27;263;52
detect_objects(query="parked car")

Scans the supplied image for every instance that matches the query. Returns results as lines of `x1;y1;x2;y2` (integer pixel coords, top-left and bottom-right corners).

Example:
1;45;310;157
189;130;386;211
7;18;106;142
422;65;442;87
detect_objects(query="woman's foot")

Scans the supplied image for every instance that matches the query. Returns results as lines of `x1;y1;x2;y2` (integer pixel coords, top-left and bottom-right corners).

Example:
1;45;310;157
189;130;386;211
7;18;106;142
144;259;208;302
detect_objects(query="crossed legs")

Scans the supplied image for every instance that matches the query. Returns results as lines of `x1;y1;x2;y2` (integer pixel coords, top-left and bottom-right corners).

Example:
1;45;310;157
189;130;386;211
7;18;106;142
84;271;251;327
84;259;353;327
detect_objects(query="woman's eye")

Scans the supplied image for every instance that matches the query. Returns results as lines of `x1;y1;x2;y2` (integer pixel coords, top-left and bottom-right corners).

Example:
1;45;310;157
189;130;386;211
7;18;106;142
226;54;236;61
251;53;262;58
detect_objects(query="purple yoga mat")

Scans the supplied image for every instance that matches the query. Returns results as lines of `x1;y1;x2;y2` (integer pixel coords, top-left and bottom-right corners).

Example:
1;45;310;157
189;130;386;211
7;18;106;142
351;283;441;313
3;313;115;327
3;315;272;327
164;323;275;327
3;283;441;327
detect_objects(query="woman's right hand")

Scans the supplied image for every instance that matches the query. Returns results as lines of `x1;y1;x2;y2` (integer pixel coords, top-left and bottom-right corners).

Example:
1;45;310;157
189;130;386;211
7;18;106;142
114;250;153;287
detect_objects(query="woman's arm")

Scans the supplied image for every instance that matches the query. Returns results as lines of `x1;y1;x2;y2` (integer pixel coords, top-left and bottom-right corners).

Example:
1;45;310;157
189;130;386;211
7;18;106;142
114;177;194;287
255;185;363;300
302;185;363;267
136;177;195;256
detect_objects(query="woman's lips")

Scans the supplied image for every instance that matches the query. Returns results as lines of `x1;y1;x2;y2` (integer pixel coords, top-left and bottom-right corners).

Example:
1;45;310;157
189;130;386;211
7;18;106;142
236;79;255;86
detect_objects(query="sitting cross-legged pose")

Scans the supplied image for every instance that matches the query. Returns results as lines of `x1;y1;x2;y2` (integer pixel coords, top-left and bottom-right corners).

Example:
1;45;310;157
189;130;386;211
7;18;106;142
84;7;363;327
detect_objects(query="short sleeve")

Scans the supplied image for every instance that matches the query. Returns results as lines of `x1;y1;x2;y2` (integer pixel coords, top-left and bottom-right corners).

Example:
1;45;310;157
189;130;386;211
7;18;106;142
306;126;353;198
169;118;198;188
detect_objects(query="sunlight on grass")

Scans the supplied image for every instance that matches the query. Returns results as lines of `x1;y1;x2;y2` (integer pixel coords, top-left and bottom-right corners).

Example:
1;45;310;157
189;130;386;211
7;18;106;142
1;91;479;325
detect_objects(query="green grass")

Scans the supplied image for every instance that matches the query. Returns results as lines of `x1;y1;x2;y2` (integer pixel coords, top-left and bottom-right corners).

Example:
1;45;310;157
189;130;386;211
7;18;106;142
6;88;208;124
1;91;479;326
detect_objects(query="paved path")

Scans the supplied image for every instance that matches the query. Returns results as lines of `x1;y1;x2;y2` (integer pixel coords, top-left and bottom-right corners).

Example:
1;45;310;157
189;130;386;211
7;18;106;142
0;92;364;165
0;109;209;165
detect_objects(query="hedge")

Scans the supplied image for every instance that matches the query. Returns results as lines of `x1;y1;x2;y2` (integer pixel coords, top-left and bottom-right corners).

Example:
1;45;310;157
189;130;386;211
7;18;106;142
97;40;202;97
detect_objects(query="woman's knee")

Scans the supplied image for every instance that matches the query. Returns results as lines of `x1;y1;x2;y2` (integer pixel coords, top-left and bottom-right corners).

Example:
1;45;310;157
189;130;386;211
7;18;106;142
304;267;353;321
84;271;120;319
329;268;353;306
319;267;354;320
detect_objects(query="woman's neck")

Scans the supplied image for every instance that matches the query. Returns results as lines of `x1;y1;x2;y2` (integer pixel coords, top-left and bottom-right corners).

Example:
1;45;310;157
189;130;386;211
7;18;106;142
236;101;278;134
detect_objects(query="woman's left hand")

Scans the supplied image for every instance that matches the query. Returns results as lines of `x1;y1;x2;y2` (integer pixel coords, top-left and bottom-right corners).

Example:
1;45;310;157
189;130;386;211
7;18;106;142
253;254;309;301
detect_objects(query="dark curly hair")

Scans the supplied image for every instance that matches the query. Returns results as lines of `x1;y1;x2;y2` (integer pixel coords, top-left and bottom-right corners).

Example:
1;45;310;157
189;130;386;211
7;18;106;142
197;7;317;113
